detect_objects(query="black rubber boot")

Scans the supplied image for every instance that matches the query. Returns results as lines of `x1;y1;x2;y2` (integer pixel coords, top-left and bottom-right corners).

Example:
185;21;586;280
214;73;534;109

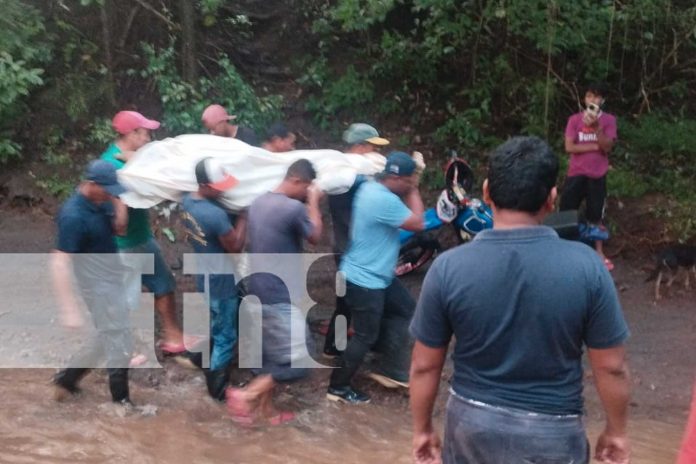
54;368;90;394
108;368;131;404
204;368;230;402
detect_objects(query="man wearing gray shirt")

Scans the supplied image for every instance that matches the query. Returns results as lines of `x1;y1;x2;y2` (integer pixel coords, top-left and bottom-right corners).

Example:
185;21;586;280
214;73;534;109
409;136;631;464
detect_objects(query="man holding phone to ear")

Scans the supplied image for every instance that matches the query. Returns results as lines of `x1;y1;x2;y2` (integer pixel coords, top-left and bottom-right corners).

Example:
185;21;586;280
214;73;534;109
560;82;618;271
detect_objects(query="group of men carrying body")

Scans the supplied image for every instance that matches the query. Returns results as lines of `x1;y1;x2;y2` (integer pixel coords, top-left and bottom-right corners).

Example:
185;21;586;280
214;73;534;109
51;87;636;463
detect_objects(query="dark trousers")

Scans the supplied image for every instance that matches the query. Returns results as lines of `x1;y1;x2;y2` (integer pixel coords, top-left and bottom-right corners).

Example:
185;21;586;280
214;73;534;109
443;393;589;464
55;283;132;402
324;294;350;353
328;189;355;259
559;175;606;224
55;367;129;402
329;279;415;388
325;186;359;353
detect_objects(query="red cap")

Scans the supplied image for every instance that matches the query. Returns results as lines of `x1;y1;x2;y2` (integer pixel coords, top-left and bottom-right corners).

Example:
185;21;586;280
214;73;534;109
202;104;236;128
112;111;160;135
195;157;239;192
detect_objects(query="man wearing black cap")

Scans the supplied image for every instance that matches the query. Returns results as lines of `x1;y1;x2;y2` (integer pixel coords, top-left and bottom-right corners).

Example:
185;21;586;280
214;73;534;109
327;151;425;404
52;160;133;405
181;157;247;401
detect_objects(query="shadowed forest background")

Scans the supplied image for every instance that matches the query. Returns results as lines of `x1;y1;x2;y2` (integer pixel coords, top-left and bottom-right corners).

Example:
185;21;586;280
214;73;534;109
1;0;694;244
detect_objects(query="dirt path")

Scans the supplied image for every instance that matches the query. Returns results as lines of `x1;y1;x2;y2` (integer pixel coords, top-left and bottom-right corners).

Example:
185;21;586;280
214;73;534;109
0;207;692;463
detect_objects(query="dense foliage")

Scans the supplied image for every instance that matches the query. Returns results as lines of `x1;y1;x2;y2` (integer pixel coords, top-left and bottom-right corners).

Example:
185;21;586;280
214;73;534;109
1;0;694;238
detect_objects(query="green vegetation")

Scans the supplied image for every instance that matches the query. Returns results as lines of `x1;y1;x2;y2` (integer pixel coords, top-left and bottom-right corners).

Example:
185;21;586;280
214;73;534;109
0;0;693;241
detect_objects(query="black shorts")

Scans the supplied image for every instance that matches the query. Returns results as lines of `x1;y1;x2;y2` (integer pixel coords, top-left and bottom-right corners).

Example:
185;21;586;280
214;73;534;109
559;175;606;223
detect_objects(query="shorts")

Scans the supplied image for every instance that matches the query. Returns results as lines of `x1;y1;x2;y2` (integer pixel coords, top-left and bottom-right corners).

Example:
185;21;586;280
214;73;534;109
119;238;176;310
559;175;606;224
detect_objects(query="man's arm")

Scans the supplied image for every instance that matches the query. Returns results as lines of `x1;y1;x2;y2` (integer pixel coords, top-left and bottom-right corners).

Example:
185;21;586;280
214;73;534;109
401;187;425;232
565;136;600;154
588;345;631;463
410;341;447;464
219;212;247;253
111;197;128;236
595;126;615;154
50;251;84;328
305;184;324;245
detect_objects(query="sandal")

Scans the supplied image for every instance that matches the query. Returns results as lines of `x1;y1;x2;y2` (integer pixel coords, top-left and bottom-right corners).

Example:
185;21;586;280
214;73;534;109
129;353;148;368
159;335;205;355
316;320;355;337
267;411;296;426
225;387;256;427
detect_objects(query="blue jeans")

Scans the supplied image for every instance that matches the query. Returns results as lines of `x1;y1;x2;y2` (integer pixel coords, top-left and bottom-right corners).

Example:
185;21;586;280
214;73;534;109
443;392;589;464
209;296;239;371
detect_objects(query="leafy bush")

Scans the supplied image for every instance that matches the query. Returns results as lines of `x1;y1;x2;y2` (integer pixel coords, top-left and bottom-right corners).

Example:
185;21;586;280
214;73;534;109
139;43;282;136
0;1;50;163
304;65;375;128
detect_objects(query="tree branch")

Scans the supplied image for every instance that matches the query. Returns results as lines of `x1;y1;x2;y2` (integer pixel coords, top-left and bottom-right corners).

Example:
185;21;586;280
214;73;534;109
132;0;179;30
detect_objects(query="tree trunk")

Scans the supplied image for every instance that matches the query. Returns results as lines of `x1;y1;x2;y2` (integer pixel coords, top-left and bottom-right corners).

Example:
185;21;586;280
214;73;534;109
100;0;116;107
179;0;197;83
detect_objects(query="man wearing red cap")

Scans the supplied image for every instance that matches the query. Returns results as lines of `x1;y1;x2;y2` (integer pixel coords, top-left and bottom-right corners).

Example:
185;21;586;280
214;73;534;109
101;110;189;356
201;104;259;147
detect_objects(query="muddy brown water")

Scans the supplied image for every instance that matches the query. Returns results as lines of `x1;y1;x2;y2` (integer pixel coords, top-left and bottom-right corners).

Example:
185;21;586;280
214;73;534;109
0;209;692;463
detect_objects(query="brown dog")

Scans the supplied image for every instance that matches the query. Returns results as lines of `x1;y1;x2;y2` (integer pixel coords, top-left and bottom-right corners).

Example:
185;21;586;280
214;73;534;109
646;245;696;300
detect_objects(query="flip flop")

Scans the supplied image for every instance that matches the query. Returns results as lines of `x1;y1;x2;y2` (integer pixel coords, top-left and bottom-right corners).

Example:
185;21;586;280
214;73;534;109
129;353;148;368
316;320;355;337
604;257;615;272
159;335;205;355
267;411;296;426
226;388;256;427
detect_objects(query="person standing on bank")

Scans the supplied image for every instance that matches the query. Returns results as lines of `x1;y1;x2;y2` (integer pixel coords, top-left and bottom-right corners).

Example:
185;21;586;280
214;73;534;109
559;83;618;271
327;151;425;405
409;136;630;464
52;160;133;405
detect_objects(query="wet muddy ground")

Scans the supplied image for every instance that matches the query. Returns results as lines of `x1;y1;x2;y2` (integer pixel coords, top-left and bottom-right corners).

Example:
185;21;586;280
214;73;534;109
0;207;693;463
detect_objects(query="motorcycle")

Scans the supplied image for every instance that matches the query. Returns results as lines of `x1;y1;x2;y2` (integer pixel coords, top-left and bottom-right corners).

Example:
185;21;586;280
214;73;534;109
396;157;493;276
395;157;594;276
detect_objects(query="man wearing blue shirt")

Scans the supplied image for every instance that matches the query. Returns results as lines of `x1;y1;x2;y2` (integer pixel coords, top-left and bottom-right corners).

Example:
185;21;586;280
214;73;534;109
409;137;631;464
181;157;246;401
327;151;425;405
52;160;133;405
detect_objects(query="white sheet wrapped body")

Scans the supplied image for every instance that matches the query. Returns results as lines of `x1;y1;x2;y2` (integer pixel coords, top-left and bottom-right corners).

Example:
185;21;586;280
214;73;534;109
117;134;384;211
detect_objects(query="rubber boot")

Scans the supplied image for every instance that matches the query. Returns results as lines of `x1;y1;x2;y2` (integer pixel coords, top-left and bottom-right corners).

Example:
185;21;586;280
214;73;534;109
108;368;131;404
204;367;230;402
54;368;90;397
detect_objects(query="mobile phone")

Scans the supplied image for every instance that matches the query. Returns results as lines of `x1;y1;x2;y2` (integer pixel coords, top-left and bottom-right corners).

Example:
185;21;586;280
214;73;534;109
586;103;600;117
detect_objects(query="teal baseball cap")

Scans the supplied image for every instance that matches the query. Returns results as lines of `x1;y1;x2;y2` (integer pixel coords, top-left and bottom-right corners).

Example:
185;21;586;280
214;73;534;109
342;123;389;146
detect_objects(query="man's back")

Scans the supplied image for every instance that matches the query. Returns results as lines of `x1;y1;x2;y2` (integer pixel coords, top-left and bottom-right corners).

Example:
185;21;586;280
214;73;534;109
246;192;312;304
340;181;411;289
411;226;629;415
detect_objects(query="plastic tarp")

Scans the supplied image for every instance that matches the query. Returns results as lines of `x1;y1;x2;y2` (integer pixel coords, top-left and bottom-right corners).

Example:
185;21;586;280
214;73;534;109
117;134;385;211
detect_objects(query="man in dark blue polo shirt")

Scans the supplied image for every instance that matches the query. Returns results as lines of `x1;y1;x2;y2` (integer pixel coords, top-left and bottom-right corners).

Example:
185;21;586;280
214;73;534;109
409;137;631;464
52;160;133;405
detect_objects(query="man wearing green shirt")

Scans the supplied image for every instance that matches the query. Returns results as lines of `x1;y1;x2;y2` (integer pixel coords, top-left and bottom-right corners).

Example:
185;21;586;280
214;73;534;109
102;110;186;354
